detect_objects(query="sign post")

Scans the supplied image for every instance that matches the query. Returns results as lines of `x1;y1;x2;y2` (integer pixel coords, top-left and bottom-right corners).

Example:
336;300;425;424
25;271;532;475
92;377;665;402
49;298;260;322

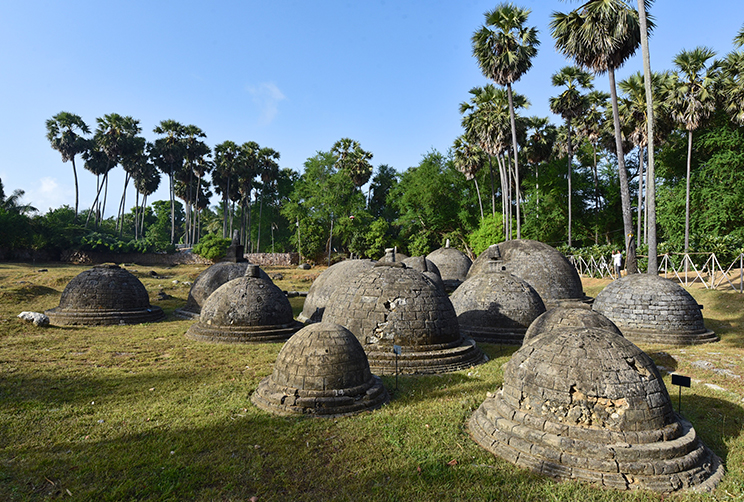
671;374;691;415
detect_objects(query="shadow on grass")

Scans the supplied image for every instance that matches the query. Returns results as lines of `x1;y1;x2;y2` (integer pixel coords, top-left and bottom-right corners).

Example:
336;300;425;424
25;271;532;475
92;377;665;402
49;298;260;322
677;394;744;461
0;404;590;502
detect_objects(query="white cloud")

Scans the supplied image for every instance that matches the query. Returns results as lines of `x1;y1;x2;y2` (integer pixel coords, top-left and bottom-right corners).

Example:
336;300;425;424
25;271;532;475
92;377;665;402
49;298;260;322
247;82;286;124
26;177;72;214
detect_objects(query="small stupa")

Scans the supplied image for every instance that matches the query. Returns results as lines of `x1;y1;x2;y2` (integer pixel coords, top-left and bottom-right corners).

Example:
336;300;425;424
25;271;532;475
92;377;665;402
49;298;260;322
467;240;590;308
251;322;389;417
186;265;302;343
450;258;545;345
45;264;164;325
175;232;270;319
522;306;623;345
426;240;472;292
323;262;486;375
297;259;376;324
592;274;718;345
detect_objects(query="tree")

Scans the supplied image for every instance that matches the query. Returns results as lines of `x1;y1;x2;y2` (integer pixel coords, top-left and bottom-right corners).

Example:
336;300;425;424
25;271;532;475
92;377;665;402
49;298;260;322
87;114;141;228
150;120;186;244
460;84;529;236
256;146;280;252
667;47;717;253
472;3;539;239
453;135;487;221
551;0;649;273
717;25;744;125
618;71;673;247
181;125;210;245
549;66;593;247
45;112;90;219
212;141;241;238
575;90;610;242
331;138;373;189
636;0;659;274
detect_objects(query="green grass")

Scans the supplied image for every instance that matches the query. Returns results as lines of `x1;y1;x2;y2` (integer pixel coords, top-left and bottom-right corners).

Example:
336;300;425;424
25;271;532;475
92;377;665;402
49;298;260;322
1;263;743;501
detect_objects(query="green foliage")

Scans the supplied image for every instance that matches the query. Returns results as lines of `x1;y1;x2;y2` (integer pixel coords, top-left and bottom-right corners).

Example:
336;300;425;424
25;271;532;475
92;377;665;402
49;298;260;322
192;233;232;261
468;214;505;256
147;200;185;244
392;150;479;256
282;151;370;261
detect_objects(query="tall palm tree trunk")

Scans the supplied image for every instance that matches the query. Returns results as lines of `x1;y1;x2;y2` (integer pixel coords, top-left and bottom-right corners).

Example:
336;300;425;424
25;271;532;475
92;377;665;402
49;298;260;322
636;146;644;247
474;177;484;220
487;157;497;217
506;83;522;239
567;118;573;247
609;67;637;273
71;158;80;220
592;142;600;245
684;130;693;253
638;0;657;275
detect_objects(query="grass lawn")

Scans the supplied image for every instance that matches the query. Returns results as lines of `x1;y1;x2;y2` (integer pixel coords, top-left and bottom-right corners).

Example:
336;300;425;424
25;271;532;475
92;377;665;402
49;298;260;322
1;262;743;501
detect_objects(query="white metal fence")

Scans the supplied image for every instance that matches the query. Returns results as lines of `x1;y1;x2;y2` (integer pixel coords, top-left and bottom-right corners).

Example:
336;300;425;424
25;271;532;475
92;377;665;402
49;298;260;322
568;253;744;293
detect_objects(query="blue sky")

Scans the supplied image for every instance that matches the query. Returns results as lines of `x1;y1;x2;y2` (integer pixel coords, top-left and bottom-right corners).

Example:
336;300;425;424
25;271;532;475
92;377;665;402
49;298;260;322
0;1;741;216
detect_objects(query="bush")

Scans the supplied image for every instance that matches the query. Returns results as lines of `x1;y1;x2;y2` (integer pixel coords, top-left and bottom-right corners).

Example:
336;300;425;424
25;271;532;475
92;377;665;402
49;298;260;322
468;214;505;256
193;234;231;261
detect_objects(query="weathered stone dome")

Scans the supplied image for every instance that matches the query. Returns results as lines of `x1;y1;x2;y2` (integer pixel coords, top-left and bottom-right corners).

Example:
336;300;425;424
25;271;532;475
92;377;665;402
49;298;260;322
467;240;589;308
401;256;445;292
298;259;376;323
592;274;718;345
469;327;724;493
251;322;389;417
175;261;271;319
186;265;302;343
450;261;545;345
523;306;622;345
323;262;486;375
45;264;164;325
426;245;472;292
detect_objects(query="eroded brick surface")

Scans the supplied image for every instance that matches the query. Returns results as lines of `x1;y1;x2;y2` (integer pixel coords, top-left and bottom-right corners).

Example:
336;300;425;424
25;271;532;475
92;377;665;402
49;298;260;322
468;327;724;493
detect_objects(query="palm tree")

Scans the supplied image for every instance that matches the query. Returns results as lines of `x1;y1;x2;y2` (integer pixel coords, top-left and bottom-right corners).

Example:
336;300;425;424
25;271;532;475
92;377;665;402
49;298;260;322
87;114;141;228
718;25;744;125
619;71;674;246
45;112;90;219
551;0;649;273
472;3;539;239
460;84;529;236
453;135;487;220
575;90;610;242
549;66;593;247
522;117;557;218
212;141;241;238
331;138;373;189
132;159;160;239
256;147;280;252
667;47;717;253
181;125;210;245
151;120;186;244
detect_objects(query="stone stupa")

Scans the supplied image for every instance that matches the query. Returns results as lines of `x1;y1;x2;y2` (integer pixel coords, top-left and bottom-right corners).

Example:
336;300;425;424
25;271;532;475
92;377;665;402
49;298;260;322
251;322;389;417
592;274;718;345
45;264;164;325
323;262;486;375
186;264;302;343
469;326;724;493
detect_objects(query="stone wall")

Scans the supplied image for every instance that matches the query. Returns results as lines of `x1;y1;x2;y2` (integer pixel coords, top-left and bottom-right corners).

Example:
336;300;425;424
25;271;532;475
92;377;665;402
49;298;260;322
60;249;212;266
244;253;299;266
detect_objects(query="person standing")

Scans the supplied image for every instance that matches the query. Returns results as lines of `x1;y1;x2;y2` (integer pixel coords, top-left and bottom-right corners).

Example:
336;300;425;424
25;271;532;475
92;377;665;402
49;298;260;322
612;250;623;279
